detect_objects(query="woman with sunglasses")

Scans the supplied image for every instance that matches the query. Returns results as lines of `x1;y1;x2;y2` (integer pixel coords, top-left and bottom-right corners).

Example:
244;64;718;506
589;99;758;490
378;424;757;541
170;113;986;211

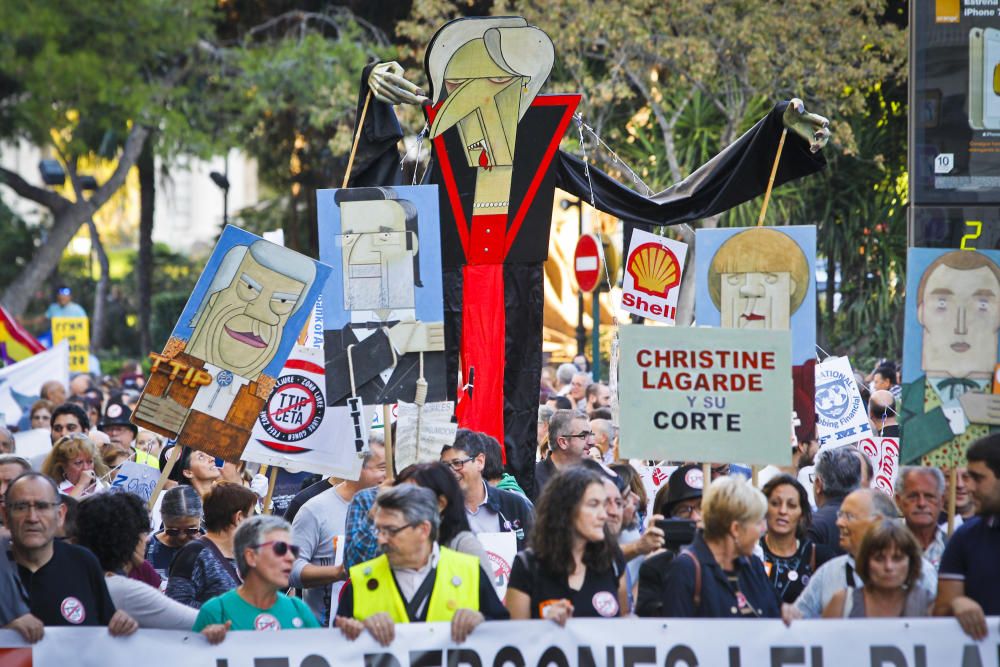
193;515;319;633
147;486;204;581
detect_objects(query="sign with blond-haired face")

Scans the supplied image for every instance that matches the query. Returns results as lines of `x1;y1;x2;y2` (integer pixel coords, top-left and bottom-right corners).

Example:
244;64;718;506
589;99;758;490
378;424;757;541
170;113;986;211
617;325;792;465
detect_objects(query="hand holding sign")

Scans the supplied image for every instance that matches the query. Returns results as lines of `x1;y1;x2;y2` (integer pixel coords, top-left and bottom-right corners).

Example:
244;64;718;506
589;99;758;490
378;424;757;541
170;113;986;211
958;391;1000;426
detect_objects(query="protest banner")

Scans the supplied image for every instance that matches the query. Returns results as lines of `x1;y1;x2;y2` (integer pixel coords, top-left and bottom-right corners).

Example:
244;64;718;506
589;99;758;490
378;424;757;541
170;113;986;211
621;229;687;324
635;463;677;518
132;225;331;462
618;324;792;464
0;340;69;430
2;619;996;667
814;356;871;447
395;400;457;469
475;531;517;598
857;436;900;497
51;316;90;372
106;461;159;503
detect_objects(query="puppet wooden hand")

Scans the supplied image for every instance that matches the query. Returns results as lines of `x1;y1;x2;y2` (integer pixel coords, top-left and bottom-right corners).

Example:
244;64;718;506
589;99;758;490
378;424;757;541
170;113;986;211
959;391;1000;426
368;62;428;106
782;98;831;153
386;320;445;354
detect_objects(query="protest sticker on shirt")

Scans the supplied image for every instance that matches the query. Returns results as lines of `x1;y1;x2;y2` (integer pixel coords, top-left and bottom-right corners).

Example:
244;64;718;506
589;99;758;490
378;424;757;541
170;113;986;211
621;229;687;324
856;436;900;496
814;356;871;448
476;532;516;598
618;325;792;464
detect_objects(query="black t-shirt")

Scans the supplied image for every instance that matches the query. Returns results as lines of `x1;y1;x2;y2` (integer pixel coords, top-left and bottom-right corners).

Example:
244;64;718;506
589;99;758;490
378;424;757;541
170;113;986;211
508;547;625;619
15;540;116;626
759;537;833;604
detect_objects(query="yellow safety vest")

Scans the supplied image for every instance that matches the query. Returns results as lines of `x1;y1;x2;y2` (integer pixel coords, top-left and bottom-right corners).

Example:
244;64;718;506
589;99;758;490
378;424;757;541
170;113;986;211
350;547;480;623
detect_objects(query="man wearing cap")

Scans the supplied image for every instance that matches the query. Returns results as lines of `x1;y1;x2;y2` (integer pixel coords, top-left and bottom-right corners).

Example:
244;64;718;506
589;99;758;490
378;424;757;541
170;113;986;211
98;402;149;466
635;464;705;617
45;286;87;323
335;485;507;646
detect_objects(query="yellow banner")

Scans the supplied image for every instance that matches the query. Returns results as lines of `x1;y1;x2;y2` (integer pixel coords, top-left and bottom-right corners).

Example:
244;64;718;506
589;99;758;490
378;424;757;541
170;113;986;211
51;317;90;372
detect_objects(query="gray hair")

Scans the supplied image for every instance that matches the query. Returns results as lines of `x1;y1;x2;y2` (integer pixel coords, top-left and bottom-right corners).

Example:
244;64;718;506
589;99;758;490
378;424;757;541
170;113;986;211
0;427;14;452
374;485;439;542
362;433;385;467
895;466;946;497
234;515;292;578
815;446;862;498
538;405;555;425
556;363;577;386
867;488;901;520
160;485;203;521
0;454;31;473
590;419;615;442
548;409;586;450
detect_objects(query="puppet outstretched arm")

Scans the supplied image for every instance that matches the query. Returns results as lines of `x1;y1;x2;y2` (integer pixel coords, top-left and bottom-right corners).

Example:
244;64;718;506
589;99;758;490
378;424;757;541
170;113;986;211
783;98;830;154
368;62;428;106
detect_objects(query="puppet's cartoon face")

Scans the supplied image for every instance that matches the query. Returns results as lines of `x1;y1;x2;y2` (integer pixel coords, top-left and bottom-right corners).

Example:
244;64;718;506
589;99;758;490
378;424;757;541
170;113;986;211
340;199;417;312
919;263;1000;378
190;252;306;377
430;39;522;169
719;272;794;330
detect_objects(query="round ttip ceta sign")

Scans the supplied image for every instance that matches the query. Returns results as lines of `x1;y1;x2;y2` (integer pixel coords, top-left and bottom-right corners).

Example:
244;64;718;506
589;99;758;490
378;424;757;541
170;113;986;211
258;374;325;444
574;233;604;293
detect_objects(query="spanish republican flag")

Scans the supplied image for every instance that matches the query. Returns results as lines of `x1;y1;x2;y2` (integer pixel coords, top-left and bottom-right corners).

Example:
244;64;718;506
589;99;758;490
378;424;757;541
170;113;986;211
0;304;44;362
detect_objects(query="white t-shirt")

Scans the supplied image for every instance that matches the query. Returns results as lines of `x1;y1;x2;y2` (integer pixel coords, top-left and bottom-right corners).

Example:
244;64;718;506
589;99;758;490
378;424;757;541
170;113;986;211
290;484;351;623
106;574;198;630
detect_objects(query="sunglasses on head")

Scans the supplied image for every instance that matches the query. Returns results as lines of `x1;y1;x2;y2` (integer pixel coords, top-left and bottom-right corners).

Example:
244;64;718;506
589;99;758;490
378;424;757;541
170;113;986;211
254;540;301;558
164;527;203;538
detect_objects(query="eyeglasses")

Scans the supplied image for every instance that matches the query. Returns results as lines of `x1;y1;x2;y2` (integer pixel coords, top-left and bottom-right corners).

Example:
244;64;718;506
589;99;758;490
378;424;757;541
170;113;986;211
164;527;203;538
444;457;474;470
374;522;419;537
8;501;61;515
836;510;872;522
565;431;594;440
672;504;700;519
253;540;301;558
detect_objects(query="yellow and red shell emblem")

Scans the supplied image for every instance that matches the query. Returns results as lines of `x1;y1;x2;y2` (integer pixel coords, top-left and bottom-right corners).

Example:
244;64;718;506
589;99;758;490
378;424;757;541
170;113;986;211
627;242;681;297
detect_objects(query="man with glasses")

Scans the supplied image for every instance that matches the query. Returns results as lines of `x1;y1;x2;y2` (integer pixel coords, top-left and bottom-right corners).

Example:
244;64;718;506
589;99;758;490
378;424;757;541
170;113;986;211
786;488;937;621
3;472;138;636
532;409;594;499
440;429;534;551
335;485;508;646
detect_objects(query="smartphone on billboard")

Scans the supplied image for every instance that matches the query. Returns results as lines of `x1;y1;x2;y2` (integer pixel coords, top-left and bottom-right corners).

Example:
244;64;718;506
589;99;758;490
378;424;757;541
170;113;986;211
982;28;1000;129
970;28;984;130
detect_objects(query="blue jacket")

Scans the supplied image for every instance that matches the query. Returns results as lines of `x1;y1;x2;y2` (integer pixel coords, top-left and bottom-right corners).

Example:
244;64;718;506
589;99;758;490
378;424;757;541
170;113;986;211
659;533;780;618
485;483;534;551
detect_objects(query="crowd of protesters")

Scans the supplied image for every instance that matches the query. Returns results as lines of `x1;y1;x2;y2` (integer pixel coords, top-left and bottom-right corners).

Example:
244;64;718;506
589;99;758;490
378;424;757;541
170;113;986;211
0;358;998;647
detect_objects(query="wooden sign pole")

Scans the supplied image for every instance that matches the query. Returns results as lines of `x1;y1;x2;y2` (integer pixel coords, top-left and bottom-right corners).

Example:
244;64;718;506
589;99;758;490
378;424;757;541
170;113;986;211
262;466;279;515
947;467;958;537
383;404;395;482
147;443;181;511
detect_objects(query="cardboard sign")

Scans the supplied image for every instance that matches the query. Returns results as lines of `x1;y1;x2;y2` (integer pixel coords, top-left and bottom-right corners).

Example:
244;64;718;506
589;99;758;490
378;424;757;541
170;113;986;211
621;230;687;324
476;531;517;598
108;461;160;503
814;356;871;447
132;226;331;462
618;324;792;465
856;436;900;497
51;317;89;372
243;346;364;481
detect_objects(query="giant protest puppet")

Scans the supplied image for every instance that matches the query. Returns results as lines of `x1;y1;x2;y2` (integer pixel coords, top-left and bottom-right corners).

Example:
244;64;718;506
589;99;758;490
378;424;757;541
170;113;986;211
347;16;831;493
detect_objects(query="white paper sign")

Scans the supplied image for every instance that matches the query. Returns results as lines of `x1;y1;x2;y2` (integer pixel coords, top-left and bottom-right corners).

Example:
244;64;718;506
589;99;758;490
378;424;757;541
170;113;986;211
476;531;517;598
621;229;688;324
635;464;677;518
815;356;871;447
395;400;457;468
108;461;160;503
856;436;900;497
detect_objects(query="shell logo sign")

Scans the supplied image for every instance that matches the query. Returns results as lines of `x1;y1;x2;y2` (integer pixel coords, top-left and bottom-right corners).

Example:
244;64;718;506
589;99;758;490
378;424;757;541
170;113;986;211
627;243;681;298
621;230;688;324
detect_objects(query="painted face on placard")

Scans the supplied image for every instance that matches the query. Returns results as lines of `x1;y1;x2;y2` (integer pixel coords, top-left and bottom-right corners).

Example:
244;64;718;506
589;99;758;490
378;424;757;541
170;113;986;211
919;264;1000;378
339;199;417;313
719;271;794;330
188;251;306;378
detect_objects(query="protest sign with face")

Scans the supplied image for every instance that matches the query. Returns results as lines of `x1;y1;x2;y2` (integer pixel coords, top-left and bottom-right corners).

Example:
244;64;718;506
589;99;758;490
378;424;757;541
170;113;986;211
132;226;331;462
618;325;792;464
901;248;1000;467
814;356;871;447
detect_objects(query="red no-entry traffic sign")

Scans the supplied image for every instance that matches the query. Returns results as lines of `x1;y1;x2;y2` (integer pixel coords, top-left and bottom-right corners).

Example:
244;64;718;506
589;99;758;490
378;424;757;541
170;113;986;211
574;234;604;293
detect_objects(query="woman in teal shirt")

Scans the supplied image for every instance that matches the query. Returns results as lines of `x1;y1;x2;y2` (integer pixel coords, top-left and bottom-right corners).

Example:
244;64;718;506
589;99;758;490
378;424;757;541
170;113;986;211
194;515;319;635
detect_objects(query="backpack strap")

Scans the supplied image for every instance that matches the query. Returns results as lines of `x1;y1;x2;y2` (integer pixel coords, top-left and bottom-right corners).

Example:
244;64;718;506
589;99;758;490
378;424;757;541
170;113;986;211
809;543;816;572
680;549;701;608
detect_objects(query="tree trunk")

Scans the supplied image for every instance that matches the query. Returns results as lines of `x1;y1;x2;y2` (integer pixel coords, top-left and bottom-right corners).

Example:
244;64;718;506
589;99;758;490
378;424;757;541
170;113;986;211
86;218;110;352
137;141;155;353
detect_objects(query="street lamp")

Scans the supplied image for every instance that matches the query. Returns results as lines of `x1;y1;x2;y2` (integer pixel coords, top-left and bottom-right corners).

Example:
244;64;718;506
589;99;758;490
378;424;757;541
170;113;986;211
560;197;586;358
209;169;230;227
